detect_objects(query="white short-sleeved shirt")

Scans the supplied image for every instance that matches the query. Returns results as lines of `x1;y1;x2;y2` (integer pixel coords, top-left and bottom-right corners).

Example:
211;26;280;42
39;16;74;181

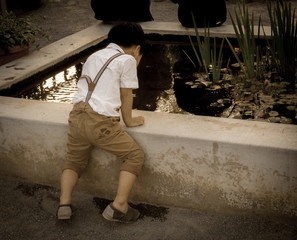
73;43;139;117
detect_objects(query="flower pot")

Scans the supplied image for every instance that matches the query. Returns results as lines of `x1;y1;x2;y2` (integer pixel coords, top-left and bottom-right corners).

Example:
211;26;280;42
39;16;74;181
8;44;31;54
0;44;30;66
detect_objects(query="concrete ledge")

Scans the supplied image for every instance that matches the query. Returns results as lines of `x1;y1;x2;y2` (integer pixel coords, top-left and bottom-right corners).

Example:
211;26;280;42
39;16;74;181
0;22;111;90
0;96;296;218
0;21;271;91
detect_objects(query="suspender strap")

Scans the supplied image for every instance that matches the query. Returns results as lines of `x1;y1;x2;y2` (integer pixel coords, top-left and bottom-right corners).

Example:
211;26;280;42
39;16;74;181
81;52;124;104
81;75;94;104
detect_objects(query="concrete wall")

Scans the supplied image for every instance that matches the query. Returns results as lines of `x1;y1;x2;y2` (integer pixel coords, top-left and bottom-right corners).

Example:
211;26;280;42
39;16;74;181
1;96;297;218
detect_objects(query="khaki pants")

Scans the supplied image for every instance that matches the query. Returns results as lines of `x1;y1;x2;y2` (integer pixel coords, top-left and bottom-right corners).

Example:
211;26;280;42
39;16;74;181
63;102;144;177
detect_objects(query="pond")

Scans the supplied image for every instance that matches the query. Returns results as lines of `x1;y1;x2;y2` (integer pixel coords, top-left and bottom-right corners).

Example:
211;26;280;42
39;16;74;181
1;34;297;125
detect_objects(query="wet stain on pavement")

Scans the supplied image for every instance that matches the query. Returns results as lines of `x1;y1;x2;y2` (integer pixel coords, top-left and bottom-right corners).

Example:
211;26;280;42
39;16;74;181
15;183;53;196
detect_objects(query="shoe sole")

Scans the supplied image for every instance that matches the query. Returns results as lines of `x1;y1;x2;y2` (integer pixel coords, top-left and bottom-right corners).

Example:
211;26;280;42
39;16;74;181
57;205;72;220
102;205;121;222
102;204;139;223
58;215;71;220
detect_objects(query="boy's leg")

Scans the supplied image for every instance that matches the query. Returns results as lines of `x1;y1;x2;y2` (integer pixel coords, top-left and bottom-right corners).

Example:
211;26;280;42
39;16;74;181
92;120;144;222
58;102;93;219
60;138;91;207
112;171;137;213
60;169;79;205
57;169;79;220
102;169;140;223
96;128;144;212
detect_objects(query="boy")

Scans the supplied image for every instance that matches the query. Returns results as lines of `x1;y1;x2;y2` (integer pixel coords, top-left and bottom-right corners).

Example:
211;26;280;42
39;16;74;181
57;22;145;223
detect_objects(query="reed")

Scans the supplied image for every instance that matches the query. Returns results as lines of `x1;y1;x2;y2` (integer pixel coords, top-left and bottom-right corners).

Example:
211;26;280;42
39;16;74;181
185;12;224;81
226;0;261;80
210;37;224;82
267;0;297;90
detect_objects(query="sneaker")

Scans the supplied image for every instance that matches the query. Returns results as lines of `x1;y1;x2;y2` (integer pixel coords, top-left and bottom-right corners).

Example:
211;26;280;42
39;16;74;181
102;203;140;223
57;204;72;220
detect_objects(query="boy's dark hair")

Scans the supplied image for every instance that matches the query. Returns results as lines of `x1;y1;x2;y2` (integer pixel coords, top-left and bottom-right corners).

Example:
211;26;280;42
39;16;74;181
108;22;145;54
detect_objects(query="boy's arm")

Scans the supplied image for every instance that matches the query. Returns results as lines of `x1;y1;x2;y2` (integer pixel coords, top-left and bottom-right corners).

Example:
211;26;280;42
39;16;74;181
120;88;144;127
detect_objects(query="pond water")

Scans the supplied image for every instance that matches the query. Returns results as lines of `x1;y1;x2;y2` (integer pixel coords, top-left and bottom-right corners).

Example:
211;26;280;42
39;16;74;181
17;63;82;103
14;40;191;114
16;44;186;113
2;35;297;125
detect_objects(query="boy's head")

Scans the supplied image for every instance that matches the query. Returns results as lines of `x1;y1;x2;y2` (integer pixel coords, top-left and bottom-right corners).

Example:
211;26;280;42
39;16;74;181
108;22;145;54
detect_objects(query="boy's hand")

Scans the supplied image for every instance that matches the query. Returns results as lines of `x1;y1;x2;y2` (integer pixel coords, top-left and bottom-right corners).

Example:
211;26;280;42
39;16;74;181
120;88;144;127
129;116;144;127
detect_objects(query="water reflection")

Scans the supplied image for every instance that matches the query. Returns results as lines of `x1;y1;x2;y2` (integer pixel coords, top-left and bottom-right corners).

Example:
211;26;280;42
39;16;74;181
20;62;83;103
19;44;186;114
135;43;186;114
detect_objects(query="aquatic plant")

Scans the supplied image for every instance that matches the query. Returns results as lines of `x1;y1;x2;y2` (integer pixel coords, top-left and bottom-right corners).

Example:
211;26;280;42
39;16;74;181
266;0;297;90
225;0;261;80
210;37;224;82
184;12;224;81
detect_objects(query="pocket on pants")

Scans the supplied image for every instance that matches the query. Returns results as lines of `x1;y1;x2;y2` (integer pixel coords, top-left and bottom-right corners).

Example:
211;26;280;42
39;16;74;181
68;109;82;129
90;118;114;139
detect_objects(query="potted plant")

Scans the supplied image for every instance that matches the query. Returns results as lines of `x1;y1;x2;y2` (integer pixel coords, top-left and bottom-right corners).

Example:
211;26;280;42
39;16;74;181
0;11;48;65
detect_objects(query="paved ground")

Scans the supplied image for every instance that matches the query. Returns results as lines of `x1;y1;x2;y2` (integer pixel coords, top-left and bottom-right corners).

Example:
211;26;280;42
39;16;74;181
16;0;297;48
1;178;296;240
1;0;297;239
